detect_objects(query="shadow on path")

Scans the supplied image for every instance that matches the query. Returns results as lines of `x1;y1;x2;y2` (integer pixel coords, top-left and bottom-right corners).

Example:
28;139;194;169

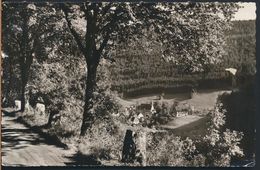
2;109;20;117
2;108;68;149
1;108;76;166
2;108;109;166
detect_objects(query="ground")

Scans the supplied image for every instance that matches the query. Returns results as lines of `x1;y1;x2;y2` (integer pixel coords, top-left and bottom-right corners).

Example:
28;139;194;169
1;109;77;166
1;89;229;166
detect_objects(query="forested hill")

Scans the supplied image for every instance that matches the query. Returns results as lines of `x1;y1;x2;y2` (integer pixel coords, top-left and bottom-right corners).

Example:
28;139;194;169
228;20;255;36
109;20;256;97
223;20;256;72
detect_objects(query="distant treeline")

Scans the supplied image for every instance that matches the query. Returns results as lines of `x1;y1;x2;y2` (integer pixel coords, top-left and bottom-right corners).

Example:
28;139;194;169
224;20;256;74
110;20;256;97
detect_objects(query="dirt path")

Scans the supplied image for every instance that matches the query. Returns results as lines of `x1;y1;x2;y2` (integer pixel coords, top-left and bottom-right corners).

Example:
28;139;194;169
1;110;77;166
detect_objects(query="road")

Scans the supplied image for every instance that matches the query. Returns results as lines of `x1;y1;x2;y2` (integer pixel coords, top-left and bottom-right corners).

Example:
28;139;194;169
1;110;77;166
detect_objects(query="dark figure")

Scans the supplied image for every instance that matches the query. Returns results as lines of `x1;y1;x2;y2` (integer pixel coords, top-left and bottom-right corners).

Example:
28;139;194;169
121;129;136;163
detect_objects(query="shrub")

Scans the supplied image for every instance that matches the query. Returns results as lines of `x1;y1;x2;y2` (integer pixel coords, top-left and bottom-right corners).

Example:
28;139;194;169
49;97;84;137
146;102;244;167
146;131;196;166
150;101;177;125
218;81;256;159
78;119;123;161
195;103;244;167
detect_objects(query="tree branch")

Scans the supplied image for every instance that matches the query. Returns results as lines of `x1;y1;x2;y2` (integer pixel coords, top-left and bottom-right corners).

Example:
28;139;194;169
97;7;121;56
97;32;110;56
101;3;112;16
84;2;99;62
60;4;86;54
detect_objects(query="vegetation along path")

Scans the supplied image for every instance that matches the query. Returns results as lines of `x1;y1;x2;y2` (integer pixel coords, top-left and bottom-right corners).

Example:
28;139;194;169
1;109;77;166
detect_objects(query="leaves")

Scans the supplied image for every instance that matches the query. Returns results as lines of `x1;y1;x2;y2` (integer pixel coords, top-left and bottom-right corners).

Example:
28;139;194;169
58;2;239;69
198;103;244;166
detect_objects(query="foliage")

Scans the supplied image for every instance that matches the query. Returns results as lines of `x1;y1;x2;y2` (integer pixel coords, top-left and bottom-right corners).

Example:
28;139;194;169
146;101;244;167
120;100;177;128
2;1;242;132
224;20;256;76
50;98;84;137
78;118;123;161
25;49;85;125
58;2;239;134
146;132;196;166
218;80;256;159
1;56;21;106
150;101;177;125
2;2;249;166
109;20;255;97
24;43;123;136
195;103;244;166
2;2;62;110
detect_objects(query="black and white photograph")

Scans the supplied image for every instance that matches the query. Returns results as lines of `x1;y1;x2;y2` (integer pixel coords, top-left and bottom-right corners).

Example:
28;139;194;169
1;0;257;167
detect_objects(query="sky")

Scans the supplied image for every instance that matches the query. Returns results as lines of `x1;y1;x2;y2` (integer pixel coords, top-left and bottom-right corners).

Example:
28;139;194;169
233;2;256;20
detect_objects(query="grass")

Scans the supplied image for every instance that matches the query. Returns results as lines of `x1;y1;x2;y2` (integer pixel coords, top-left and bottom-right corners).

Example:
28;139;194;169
116;89;230;141
165;116;210;140
180;90;231;112
161;115;204;129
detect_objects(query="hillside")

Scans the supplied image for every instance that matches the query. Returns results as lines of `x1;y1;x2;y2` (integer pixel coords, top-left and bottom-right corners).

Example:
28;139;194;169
109;20;256;97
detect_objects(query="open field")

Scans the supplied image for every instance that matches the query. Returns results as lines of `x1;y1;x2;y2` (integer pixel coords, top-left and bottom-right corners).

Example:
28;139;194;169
179;90;231;112
160;115;209;140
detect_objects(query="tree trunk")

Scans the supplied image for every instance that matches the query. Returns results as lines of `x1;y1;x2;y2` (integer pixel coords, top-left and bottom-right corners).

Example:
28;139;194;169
20;65;28;112
80;61;99;136
4;57;13;107
20;83;26;112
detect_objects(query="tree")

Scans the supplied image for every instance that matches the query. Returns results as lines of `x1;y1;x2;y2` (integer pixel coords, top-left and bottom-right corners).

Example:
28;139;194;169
1;52;20;107
2;3;59;111
218;80;256;159
27;43;86;128
58;2;239;135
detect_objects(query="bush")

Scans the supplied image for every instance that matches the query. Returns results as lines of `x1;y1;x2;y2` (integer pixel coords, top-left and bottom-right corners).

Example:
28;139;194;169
146;131;196;166
78;119;123;161
218;80;256;159
146;102;244;167
92;90;122;121
149;101;177;125
195;103;244;167
48;97;83;137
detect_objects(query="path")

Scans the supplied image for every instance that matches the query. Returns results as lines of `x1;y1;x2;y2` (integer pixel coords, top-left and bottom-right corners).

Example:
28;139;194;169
1;109;77;166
